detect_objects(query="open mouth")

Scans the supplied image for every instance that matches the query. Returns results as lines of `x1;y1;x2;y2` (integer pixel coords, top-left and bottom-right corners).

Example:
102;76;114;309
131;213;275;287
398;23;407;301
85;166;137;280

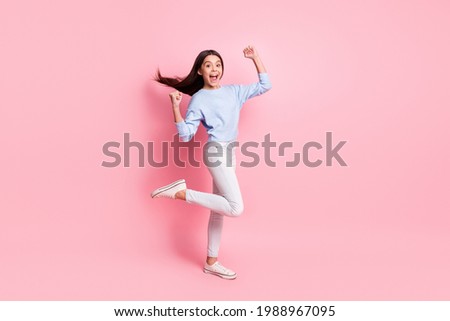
209;74;219;82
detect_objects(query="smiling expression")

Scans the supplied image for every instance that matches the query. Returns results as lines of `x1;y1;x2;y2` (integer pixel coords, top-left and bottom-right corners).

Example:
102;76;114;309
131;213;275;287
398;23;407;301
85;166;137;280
197;55;223;90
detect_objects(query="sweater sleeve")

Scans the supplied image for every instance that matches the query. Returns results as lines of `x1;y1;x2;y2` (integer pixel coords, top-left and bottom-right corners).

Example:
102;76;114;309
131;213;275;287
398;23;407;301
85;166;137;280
174;97;203;142
236;73;272;106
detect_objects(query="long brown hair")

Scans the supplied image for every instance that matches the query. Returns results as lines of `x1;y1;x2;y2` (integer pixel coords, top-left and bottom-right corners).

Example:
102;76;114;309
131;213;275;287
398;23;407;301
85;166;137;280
154;49;224;96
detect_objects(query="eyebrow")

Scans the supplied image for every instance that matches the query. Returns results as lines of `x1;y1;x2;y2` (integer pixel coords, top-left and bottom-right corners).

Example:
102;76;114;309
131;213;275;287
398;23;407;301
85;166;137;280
203;60;222;65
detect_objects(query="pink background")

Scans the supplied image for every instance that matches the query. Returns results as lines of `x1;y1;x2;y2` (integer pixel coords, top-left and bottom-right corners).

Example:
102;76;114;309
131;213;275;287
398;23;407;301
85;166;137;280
1;0;449;300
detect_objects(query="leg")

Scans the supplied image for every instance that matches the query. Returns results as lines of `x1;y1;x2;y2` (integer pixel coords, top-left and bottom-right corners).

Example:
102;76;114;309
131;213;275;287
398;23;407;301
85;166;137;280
207;180;223;264
206;147;239;265
185;146;244;217
203;176;238;280
158;142;243;217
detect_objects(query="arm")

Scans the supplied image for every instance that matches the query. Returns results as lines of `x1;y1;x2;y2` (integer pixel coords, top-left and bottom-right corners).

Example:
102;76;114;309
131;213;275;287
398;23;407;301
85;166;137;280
236;46;272;104
169;91;202;142
169;91;184;123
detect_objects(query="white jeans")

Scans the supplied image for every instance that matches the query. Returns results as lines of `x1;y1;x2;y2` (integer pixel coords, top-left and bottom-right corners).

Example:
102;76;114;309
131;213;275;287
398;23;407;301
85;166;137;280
185;141;244;257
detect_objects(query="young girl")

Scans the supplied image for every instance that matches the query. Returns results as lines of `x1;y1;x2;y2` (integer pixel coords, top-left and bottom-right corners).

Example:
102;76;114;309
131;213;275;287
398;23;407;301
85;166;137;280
151;45;271;280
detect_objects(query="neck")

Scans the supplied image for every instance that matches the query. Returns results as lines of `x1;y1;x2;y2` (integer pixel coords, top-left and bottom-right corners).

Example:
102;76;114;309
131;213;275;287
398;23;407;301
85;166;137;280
203;84;221;90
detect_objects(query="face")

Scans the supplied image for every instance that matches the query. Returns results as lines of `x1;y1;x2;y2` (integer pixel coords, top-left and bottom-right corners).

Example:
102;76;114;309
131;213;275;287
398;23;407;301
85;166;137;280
197;55;223;89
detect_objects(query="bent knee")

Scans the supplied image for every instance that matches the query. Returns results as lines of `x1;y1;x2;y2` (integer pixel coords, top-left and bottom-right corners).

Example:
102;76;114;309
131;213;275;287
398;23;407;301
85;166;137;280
230;202;244;217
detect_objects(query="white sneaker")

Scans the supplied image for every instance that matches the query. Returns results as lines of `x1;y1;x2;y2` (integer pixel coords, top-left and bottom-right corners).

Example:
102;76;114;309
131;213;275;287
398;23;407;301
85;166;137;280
151;179;186;199
203;261;237;280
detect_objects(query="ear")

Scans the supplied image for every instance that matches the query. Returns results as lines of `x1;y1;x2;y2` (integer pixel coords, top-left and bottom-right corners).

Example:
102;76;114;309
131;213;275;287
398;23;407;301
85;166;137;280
197;69;202;75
